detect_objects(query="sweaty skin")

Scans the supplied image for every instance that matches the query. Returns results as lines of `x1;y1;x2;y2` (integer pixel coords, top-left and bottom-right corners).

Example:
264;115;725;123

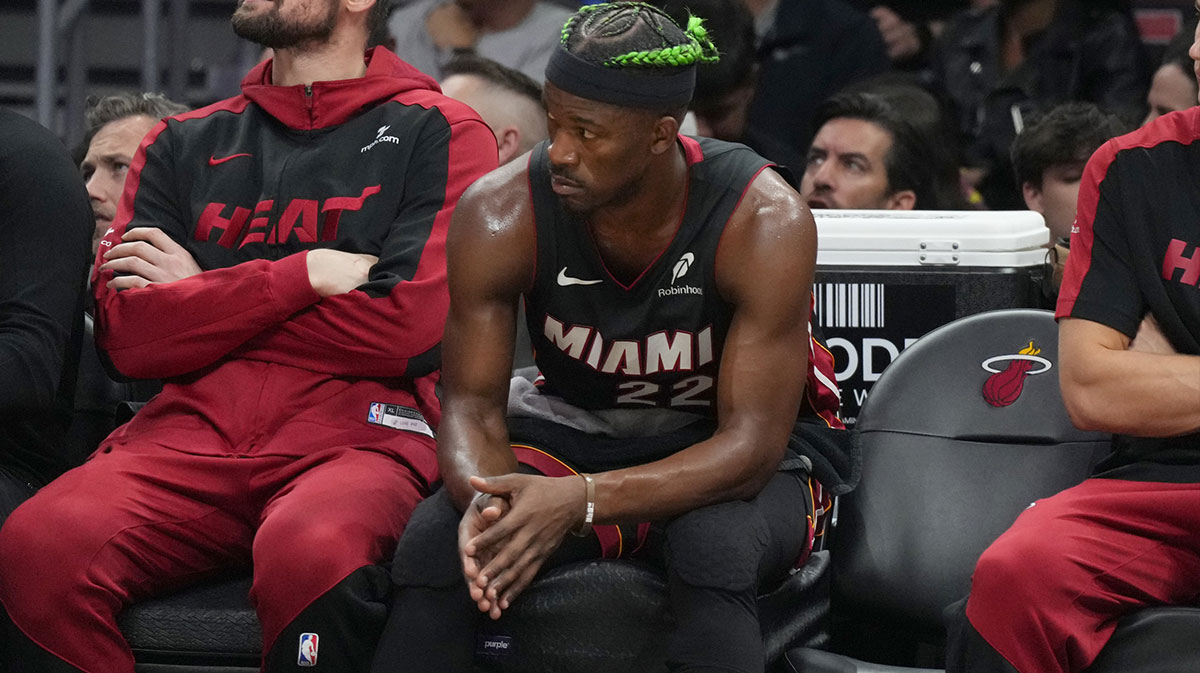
437;82;817;618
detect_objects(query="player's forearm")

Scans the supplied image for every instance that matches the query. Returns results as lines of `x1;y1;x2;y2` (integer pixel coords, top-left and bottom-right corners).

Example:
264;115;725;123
1061;346;1200;437
96;253;320;378
589;426;786;525
235;295;446;378
438;400;520;512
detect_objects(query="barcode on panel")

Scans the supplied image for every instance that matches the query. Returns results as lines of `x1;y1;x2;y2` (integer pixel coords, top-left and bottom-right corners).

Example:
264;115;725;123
815;283;885;328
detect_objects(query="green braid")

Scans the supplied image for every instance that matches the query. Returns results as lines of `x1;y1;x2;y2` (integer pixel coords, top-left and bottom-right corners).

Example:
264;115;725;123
562;2;720;69
605;13;719;68
560;3;604;45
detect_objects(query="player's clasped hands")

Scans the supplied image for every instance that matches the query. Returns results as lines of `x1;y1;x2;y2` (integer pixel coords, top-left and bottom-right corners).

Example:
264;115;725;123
459;473;588;619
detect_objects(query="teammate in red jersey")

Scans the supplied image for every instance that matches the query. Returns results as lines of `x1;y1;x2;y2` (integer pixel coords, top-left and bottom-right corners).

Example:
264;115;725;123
0;0;496;670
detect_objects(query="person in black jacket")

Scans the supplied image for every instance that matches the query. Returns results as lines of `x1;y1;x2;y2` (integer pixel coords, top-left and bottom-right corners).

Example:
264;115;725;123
932;0;1149;209
0;111;92;521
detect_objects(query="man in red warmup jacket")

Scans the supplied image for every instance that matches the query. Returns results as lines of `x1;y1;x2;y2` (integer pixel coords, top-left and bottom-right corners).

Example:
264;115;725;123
0;0;496;670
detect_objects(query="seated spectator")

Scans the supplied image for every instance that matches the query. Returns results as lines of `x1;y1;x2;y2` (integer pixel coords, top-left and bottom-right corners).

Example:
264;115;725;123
441;54;546;166
742;0;890;170
0;0;496;670
1144;20;1199;127
801;90;950;210
0;110;92;521
389;0;572;81
850;75;971;208
79;93;189;265
933;0;1149;209
1010;102;1127;289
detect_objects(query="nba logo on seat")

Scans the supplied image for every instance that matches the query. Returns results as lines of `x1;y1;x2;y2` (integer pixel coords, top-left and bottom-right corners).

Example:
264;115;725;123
298;633;319;666
367;402;384;424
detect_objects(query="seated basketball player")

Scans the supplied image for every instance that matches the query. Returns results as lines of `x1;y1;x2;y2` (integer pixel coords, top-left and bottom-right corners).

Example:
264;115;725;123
370;4;856;672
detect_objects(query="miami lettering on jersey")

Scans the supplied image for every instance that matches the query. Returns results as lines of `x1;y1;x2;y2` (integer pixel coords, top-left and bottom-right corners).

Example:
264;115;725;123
543;314;715;376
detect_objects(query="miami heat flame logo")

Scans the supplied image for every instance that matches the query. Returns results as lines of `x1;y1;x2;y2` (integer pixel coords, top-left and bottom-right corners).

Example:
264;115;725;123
981;340;1052;407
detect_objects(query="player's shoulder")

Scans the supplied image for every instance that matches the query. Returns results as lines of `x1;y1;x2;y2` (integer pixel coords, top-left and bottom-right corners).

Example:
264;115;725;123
455;153;534;225
733;166;812;238
1089;107;1200;179
717;166;814;290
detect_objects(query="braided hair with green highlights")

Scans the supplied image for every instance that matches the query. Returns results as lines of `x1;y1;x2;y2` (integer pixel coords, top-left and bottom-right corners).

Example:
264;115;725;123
561;2;719;71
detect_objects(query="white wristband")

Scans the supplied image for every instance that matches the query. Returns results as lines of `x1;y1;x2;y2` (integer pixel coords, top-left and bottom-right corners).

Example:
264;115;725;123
570;473;595;537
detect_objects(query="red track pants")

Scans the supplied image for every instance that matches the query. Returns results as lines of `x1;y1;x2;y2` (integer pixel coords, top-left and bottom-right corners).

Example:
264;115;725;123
0;358;436;673
965;478;1200;673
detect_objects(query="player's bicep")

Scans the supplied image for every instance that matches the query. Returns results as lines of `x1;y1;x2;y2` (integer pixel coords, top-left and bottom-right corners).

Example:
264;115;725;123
714;174;815;436
1059;317;1131;391
443;179;534;407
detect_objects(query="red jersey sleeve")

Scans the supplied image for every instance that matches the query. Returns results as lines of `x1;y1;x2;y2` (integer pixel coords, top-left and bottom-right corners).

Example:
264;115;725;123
1055;138;1144;338
92;121;323;379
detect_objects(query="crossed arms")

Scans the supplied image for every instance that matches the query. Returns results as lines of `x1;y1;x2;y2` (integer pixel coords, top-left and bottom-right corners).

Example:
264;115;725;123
92;116;496;380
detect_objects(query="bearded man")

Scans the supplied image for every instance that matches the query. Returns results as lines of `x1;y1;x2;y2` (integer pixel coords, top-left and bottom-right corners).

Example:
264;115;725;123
0;0;495;670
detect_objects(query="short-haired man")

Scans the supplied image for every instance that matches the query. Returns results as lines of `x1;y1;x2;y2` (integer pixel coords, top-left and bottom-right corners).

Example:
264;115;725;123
79;93;189;261
0;0;496;670
370;4;852;672
441;54;546;165
947;15;1200;673
801;91;940;210
1010;102;1127;286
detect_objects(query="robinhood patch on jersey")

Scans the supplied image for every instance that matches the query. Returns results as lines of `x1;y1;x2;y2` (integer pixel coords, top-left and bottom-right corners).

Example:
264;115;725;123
366;402;434;438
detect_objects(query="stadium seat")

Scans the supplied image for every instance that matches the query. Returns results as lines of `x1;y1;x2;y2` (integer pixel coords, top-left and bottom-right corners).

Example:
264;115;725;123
122;390;830;673
476;550;830;673
122;575;258;673
122;520;830;673
783;308;1200;673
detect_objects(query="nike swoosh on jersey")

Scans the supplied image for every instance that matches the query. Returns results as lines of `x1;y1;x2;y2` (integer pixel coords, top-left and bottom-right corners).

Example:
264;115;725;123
557;267;603;286
208;153;253;166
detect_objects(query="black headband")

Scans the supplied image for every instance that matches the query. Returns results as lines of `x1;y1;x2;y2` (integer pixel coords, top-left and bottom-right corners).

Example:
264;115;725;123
545;46;696;109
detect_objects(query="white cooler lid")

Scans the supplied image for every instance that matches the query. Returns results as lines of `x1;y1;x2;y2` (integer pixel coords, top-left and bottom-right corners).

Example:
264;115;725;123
814;209;1050;267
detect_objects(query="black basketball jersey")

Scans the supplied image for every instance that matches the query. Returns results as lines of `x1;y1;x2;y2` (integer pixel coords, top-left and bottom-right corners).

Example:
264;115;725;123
523;136;772;414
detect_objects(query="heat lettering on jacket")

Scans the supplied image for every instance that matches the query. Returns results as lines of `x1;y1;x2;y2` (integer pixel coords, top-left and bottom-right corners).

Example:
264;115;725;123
543;314;714;376
195;185;382;248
